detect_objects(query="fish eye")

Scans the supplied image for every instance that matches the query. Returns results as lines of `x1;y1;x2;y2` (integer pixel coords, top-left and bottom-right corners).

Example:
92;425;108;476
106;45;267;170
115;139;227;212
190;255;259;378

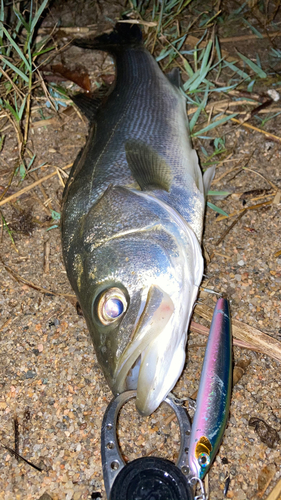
198;453;210;469
96;288;127;325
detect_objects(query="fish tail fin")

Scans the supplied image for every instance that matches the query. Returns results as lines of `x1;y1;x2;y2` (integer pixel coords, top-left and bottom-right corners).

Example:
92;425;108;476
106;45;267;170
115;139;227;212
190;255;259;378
72;21;143;52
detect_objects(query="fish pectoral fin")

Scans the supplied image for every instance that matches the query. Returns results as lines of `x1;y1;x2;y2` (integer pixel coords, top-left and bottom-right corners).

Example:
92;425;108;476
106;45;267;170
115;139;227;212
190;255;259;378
203;165;216;197
71;92;105;122
125;139;172;192
166;67;182;88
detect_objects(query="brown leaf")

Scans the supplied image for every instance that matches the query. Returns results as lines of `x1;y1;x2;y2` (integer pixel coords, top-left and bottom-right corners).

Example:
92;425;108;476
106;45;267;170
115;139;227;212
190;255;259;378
50;63;91;91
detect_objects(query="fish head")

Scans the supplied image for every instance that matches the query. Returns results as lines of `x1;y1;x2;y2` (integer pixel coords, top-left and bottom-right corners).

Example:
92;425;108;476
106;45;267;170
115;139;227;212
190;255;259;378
67;186;203;415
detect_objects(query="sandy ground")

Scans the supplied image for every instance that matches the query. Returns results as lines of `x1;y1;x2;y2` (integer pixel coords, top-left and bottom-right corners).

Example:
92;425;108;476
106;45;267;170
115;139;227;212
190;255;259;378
0;1;280;499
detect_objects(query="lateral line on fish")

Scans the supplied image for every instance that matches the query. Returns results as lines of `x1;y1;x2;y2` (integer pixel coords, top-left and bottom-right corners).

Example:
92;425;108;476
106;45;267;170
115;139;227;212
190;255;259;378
88;222;160;250
88;82;141;205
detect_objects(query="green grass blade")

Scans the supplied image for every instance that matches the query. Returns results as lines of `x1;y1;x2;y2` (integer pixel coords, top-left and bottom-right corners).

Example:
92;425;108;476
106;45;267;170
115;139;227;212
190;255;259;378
29;0;33;24
0;134;5;151
256;110;281;127
51;210;61;221
247;79;255;92
210;84;238;92
14;8;30;32
27;153;36;170
231;1;247;16
183;58;194;77
237;51;267;78
188;64;212;91
4;100;20;121
19;163;26;180
242;18;263;38
223;59;250;80
208;190;231;196
0;0;4;38
215;36;222;60
0;25;31;71
207;202;228;216
0;56;29;82
189;98;205;132
183;69;201;90
200;40;212;75
191;112;238;137
189;82;209;132
33;45;54;58
30;0;49;34
1;211;16;246
18;95;28;120
0;0;3;22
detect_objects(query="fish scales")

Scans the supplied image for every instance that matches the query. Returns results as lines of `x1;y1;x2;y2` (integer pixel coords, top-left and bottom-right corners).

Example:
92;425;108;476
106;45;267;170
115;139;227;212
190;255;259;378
62;22;213;416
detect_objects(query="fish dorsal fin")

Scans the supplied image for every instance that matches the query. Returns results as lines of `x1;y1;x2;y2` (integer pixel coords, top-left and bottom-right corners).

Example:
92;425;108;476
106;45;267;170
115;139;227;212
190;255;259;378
71;93;104;122
125;139;172;192
166;68;182;88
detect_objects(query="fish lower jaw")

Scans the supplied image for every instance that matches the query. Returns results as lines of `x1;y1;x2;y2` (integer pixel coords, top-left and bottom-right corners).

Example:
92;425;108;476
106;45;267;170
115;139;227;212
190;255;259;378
113;339;186;417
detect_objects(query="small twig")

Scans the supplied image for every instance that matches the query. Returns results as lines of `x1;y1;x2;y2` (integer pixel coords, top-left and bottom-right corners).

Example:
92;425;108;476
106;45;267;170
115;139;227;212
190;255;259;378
31;117;61;129
231;117;281;144
194;304;281;362
31;171;53;210
211;251;231;259
0;318;13;332
27;26;97;35
0;165;17;203
14;417;19;459
23;87;31;147
190;321;263;351
2;111;24;160
0;163;72;208
265;477;281;500
216;198;274;221
242;167;279;190
118;19;157;27
31;193;51;216
34;68;57;113
220;31;281;43
56;167;65;187
1;444;43;472
257;467;276;498
212;164;241;184
212;209;247;250
187;99;279;116
185;34;236;62
0;210;18;252
0;63;25;100
164;414;176;426
44;241;50;274
0;256;76;299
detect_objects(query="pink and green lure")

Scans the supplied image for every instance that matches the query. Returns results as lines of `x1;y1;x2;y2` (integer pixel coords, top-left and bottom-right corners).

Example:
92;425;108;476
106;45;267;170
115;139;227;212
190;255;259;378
188;298;232;480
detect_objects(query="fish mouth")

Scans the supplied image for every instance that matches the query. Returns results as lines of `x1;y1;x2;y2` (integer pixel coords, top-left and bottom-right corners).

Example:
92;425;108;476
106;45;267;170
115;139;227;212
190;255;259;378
112;284;186;416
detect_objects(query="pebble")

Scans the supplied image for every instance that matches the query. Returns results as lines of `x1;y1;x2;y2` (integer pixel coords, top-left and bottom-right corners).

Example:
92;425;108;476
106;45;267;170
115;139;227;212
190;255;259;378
38;494;53;500
25;370;37;379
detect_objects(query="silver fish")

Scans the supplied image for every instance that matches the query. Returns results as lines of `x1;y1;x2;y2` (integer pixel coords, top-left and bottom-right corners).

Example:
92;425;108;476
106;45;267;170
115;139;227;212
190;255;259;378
61;22;214;416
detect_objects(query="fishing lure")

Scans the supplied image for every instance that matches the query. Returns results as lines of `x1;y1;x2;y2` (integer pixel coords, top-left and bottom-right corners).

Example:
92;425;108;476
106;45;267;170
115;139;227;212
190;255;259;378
188;298;232;481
